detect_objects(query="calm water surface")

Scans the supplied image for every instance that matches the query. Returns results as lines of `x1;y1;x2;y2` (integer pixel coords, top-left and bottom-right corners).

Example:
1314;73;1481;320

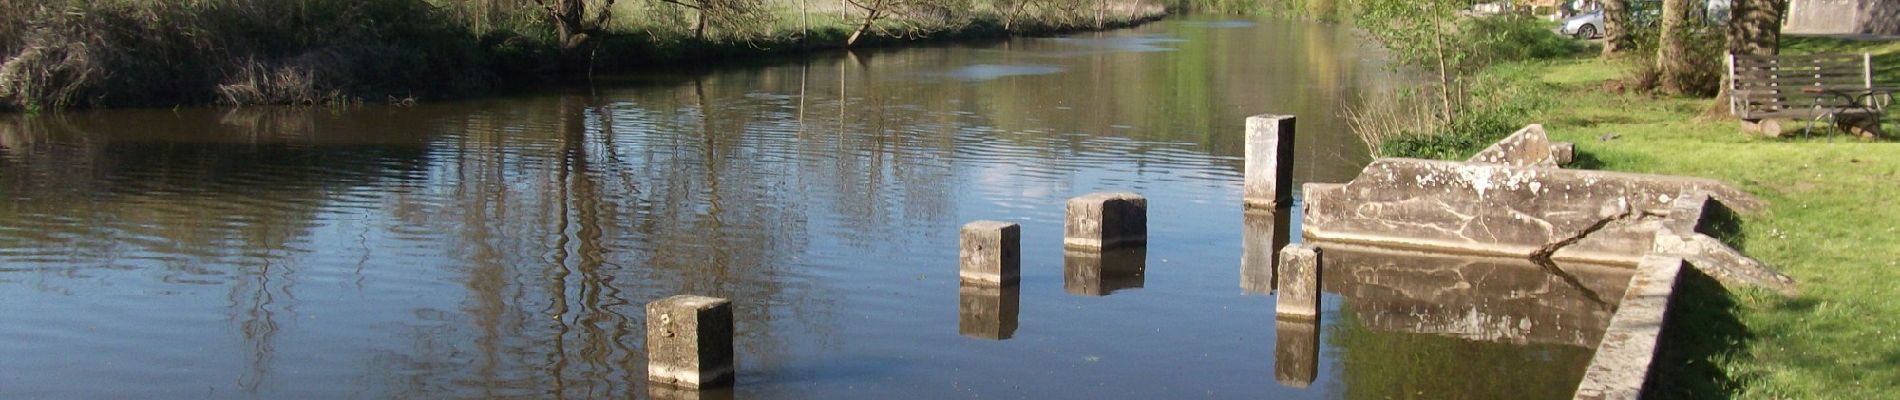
0;17;1623;399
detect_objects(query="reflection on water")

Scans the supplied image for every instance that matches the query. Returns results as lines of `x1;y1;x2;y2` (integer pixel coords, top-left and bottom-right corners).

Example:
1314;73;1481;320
1321;244;1632;347
939;64;1068;82
0;16;1532;399
1275;316;1321;388
1316;244;1635;399
958;283;1021;340
1063;247;1148;296
1240;206;1295;294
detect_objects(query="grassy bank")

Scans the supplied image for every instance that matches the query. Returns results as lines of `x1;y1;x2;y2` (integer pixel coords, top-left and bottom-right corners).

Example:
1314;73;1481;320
1404;36;1900;397
0;0;1170;111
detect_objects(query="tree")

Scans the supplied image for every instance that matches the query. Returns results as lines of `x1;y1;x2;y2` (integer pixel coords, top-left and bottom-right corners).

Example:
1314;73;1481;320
1358;0;1471;125
1655;0;1691;93
1601;0;1631;56
654;0;771;40
1708;0;1783;116
533;0;617;64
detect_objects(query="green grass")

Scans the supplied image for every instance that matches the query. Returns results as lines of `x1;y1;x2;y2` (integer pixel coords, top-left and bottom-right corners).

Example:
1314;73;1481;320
1496;36;1900;398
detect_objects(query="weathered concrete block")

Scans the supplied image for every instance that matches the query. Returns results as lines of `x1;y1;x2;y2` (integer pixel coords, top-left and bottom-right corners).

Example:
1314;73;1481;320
1321;244;1632;347
1244;114;1297;209
1552;141;1577;166
1649;192;1795;294
1063;247;1146;296
647;295;735;389
1274;316;1320;388
960;220;1021;285
958;283;1020;340
1469;124;1560;167
1275;244;1321;318
1063;192;1147;250
1241;207;1293;295
1301;158;1766;266
1574;256;1683;400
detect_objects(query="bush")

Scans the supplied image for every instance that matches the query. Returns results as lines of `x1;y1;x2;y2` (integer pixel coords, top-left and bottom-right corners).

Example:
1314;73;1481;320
1464;15;1589;64
0;0;491;109
1375;66;1551;159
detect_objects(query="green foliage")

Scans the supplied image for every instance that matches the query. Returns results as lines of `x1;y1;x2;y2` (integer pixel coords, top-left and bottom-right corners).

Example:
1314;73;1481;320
1464;16;1590;64
0;0;486;108
1377;65;1552;159
1476;36;1900;396
0;0;1170;110
1349;10;1579;158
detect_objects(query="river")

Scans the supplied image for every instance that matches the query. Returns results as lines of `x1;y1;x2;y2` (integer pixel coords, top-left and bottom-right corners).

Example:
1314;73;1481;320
0;16;1616;399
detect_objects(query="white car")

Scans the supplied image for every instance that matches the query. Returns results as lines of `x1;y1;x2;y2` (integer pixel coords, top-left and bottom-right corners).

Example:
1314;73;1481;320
1561;10;1604;39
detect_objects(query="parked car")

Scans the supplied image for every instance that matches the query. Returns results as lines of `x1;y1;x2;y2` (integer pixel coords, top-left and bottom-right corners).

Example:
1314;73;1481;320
1561;10;1603;39
1558;1;1662;40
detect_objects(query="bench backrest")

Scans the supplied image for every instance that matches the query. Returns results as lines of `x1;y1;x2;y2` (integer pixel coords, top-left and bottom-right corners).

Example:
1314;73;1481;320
1725;52;1874;119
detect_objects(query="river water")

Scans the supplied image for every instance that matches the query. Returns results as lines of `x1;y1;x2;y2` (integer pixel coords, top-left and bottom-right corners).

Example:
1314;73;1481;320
0;16;1623;399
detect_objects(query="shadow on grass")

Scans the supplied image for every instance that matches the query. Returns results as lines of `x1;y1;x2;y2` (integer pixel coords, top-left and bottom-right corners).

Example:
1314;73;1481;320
1567;149;1607;170
1645;265;1753;398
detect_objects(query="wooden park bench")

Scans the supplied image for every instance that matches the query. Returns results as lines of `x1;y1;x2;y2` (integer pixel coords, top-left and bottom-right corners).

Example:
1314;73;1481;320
1726;52;1892;138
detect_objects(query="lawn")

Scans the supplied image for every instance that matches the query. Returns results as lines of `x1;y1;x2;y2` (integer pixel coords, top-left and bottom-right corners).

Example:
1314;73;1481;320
1501;36;1900;398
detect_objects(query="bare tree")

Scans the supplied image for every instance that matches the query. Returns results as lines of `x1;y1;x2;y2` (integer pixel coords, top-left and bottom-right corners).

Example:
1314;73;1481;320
532;0;617;62
654;0;770;40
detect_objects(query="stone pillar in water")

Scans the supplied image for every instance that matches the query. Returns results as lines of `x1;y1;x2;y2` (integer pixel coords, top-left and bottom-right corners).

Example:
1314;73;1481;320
958;283;1021;340
960;220;1021;285
1063;192;1147;251
1244;114;1297;209
647;295;735;389
1274;316;1321;388
1064;247;1147;296
1276;244;1321;318
1241;207;1293;295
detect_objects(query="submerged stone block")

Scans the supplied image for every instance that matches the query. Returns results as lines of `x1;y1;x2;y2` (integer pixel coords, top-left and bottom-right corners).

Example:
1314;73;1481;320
1321;244;1631;347
1574;256;1683;400
1275;244;1321;318
959;220;1021;285
1244;114;1297;209
647;295;735;389
958;283;1020;340
1064;247;1147;296
1240;207;1293;295
1064;192;1147;250
1274;316;1320;388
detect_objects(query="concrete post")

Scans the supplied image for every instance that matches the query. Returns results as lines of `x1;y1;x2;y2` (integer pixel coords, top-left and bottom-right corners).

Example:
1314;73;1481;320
1276;244;1321;318
1551;141;1577;166
1274;316;1320;388
958;283;1020;340
1063;247;1147;296
1244;114;1297;209
647;295;735;389
1240;207;1293;295
1063;192;1147;250
960;220;1021;285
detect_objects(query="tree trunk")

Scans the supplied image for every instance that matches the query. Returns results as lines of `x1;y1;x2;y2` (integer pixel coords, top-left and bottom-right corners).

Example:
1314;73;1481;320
1657;0;1691;94
1707;0;1783;116
1600;0;1630;56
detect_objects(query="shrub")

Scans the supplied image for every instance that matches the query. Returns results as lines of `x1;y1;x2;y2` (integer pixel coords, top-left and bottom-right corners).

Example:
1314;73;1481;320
0;0;487;109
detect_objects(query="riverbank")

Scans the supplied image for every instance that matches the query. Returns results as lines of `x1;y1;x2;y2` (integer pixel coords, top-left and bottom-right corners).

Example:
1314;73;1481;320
0;0;1169;112
1469;36;1900;397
